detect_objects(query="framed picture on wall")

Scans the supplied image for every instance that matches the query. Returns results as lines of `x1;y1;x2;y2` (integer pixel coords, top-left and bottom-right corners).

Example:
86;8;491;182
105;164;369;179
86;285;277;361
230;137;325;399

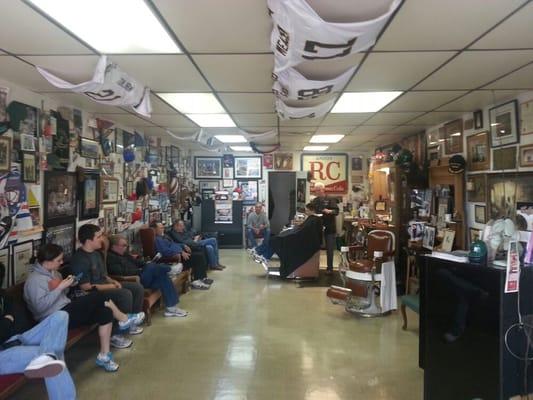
104;207;116;234
474;204;486;224
194;156;222;179
521;99;533;136
489;100;519;148
234;156;262;179
12;240;33;285
493;146;517;170
0;136;12;173
469;228;481;245
466;174;486;203
466;131;490;171
80;137;99;159
274;153;293;170
20;133;36;152
487;173;533;221
44;171;77;226
44;221;76;263
444;119;463;154
21;152;37;183
519;144;533;167
101;176;119;204
198;180;220;192
422;226;436;250
238;180;258;204
473;110;483;129
79;170;100;220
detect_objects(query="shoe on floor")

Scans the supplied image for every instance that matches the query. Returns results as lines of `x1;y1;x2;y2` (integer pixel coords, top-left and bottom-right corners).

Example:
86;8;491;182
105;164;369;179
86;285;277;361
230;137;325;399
170;263;183;275
129;325;144;335
110;334;133;349
24;354;65;379
191;280;210;290
210;265;224;271
217;264;227;269
164;306;188;317
118;312;145;330
203;277;214;285
96;352;119;372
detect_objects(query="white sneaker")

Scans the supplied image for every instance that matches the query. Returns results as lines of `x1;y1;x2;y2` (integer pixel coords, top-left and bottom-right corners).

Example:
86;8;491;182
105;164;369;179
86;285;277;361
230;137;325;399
129;325;144;335
164;306;188;317
110;334;133;349
191;280;210;290
24;354;65;379
170;263;183;275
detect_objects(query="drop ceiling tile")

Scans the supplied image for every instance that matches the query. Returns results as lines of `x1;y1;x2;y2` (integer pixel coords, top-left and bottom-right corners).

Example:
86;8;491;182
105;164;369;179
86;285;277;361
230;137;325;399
152;0;271;53
241;126;277;133
218;93;275;113
346;52;455;91
280;118;322;127
405;111;464;126
364;112;424;125
94;113;155;128
193;55;273;92
382;91;467;112
375;0;528;50
22;55;100;84
351;125;397;135
151;95;180;114
391;126;425;135
149;114;196;128
279;127;315;134
232;113;277;127
314;126;354;134
415;50;533;90
484;63;533;90
471;2;533;49
111;55;209;92
0;1;92;54
320;113;373;126
44;92;127;114
437;90;525;111
0;56;71;91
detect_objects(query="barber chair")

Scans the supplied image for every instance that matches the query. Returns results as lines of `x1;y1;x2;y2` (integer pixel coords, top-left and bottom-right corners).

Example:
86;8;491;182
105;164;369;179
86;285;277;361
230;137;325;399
326;229;395;317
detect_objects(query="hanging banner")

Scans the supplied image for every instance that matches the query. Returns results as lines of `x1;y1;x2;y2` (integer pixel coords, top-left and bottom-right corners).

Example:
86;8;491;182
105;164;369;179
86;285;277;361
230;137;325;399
268;0;401;72
273;65;356;101
276;97;334;120
37;56;152;117
301;153;348;194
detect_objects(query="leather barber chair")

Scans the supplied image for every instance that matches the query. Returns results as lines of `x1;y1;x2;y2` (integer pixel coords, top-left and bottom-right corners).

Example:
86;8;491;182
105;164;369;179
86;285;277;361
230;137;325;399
327;229;395;317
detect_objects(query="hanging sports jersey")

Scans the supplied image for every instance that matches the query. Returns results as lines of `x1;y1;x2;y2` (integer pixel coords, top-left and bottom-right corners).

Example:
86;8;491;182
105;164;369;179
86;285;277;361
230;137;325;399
37;56;152;117
269;0;401;72
276;97;334;120
273;65;356;101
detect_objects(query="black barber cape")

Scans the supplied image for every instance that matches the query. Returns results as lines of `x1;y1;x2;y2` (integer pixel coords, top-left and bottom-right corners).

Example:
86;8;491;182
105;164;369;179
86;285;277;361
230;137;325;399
271;215;323;278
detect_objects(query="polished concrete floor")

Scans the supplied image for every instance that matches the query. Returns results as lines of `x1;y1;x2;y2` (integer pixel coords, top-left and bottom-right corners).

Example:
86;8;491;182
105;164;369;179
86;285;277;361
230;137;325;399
15;249;422;399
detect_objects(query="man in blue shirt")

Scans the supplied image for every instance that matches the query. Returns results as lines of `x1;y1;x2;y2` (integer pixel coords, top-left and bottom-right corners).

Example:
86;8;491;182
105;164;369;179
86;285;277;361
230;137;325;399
152;222;210;290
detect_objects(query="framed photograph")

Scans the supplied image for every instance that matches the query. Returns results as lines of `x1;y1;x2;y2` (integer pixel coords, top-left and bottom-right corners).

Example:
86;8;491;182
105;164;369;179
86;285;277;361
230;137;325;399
170;145;180;165
422;226;436;250
79;170;100;220
519;144;533;167
238;180;258;204
12;240;33;285
223;167;234;179
80;137;100;159
375;200;387;212
516;202;533;231
489;100;519;148
50;110;69;170
20;133;36;152
104;207;116;234
44;171;77;226
274;153;293;170
234;156;262;179
0;136;12;173
198;180;220;192
469;228;481;245
202;188;215;200
466;174;486;202
466;131;490;171
521;99;533;136
101;176;119;204
0;247;10;288
474;204;486;224
444;119;463;155
493;146;517;170
44;221;76;263
427;129;441;148
473;110;483;129
195;156;222;179
29;207;41;228
441;229;455;252
351;156;363;171
488;173;533;221
21;152;37;183
263;154;273;169
222;154;234;168
428;145;441;165
223;179;234;188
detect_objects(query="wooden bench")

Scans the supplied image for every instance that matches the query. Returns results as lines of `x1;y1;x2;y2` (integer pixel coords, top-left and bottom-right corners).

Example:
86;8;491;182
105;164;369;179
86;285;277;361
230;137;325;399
400;294;420;330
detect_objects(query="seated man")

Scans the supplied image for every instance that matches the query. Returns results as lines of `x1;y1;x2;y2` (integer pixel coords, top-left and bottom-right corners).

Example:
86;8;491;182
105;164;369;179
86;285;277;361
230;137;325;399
70;224;145;349
151;222;211;290
107;235;188;317
168;220;225;271
246;202;270;254
0;264;76;400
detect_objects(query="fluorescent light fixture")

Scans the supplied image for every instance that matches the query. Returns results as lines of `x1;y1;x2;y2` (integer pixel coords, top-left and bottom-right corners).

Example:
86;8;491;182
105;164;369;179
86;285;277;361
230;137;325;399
215;135;247;143
158;93;225;114
230;146;253;152
331;92;403;113
28;0;180;53
303;145;329;151
187;114;236;128
310;134;345;143
451;132;461;137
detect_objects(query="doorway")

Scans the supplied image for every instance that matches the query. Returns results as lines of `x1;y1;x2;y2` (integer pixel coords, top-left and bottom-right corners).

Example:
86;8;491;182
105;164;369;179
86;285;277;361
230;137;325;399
268;171;296;234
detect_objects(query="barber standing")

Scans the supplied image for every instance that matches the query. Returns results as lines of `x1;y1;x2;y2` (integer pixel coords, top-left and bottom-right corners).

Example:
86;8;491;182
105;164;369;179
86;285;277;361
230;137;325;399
311;182;339;275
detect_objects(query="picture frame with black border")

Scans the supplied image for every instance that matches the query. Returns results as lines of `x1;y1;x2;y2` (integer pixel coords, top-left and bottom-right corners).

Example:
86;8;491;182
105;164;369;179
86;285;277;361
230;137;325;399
234;156;262;179
195;156;222;179
473;110;483;129
44;171;77;227
489;99;519;148
474;204;486;224
43;221;76;263
198;180;220;192
21;151;37;183
238;180;258;205
0;136;12;173
101;176;120;204
79;169;100;220
80;137;99;159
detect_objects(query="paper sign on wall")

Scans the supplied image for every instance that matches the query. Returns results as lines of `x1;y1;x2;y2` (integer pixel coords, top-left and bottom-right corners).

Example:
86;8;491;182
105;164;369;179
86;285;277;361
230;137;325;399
301;153;348;194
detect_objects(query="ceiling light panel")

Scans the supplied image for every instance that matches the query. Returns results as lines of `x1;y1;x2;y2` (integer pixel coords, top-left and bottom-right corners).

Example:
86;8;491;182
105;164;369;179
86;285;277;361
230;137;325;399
187;114;236;128
28;0;181;53
332;92;403;113
303;145;329;151
158;93;225;114
215;135;247;143
310;134;345;143
230;146;253;152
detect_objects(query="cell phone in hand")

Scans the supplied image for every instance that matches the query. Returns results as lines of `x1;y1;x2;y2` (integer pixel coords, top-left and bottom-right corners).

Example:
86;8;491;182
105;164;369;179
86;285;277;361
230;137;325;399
151;252;162;263
72;272;83;284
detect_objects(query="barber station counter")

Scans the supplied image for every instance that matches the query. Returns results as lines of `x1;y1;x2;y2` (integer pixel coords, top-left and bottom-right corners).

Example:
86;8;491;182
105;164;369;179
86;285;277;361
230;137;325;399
419;255;533;400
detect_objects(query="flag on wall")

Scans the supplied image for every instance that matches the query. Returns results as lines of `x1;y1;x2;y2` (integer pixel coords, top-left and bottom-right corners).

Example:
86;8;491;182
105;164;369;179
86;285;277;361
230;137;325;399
36;56;152;117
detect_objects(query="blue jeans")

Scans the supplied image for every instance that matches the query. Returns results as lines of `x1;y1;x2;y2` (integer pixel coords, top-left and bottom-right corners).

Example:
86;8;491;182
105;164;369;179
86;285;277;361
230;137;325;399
247;228;270;253
140;263;178;308
197;238;219;267
0;311;76;400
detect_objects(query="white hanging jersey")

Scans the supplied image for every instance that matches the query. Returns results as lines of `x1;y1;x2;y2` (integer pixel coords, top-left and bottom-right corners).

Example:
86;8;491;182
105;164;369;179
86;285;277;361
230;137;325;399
273;65;356;101
276;97;334;120
37;56;152;117
268;0;401;72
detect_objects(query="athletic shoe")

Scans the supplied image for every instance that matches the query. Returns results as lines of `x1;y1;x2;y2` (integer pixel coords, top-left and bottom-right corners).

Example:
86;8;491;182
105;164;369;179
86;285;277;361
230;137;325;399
118;312;145;331
191;280;210;290
129;325;144;335
96;352;119;372
170;263;183;275
0;216;13;249
210;265;224;271
217;264;227;269
164;307;188;317
24;354;65;379
202;278;214;285
110;334;133;349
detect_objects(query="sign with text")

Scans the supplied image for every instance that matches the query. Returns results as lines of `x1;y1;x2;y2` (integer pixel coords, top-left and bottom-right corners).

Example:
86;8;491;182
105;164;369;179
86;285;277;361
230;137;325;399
301;153;348;194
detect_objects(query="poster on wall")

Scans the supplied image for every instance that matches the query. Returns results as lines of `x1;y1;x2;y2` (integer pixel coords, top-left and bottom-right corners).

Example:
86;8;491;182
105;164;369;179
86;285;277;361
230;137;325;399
214;192;233;224
301;153;348;194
